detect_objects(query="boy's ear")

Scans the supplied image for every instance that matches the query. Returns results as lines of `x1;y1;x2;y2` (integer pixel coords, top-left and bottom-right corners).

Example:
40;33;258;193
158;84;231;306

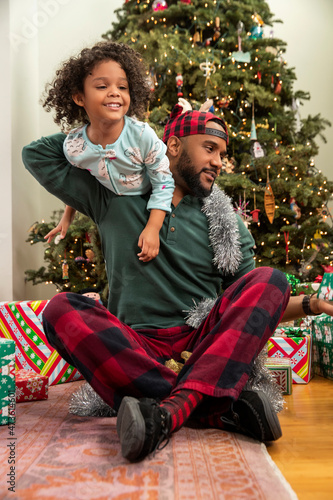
72;93;85;107
166;136;182;157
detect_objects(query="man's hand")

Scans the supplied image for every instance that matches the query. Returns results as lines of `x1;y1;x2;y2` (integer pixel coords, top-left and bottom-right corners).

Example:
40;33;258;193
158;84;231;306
137;226;160;262
282;293;333;322
310;296;333;316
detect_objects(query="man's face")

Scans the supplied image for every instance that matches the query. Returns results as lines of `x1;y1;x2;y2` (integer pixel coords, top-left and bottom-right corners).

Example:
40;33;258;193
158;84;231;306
172;121;227;198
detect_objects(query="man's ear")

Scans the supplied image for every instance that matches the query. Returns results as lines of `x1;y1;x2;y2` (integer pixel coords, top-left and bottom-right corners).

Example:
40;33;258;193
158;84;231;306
166;136;182;157
72;93;85;107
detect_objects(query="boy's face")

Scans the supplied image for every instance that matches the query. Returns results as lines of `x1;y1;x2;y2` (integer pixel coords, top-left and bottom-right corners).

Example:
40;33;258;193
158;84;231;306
73;60;131;128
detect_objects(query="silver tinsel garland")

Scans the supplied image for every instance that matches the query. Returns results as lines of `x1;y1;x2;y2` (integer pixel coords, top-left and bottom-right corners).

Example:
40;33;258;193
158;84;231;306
69;382;116;417
69;185;284;416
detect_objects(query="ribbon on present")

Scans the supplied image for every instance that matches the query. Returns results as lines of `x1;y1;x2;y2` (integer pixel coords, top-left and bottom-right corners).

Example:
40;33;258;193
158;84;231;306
278;327;305;338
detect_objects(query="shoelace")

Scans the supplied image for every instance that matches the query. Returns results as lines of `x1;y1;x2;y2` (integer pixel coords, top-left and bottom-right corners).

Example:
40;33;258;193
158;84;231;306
152;407;171;457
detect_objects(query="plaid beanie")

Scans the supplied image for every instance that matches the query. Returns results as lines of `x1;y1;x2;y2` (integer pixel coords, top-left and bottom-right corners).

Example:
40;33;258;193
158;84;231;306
162;104;228;145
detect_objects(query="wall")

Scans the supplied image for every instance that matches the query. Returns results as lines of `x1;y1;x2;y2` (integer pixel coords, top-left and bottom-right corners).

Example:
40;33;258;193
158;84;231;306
267;0;333;182
2;0;123;301
2;0;332;302
0;0;13;300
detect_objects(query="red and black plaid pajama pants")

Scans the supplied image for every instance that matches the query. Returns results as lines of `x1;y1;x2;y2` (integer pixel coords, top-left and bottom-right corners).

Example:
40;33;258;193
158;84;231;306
43;267;290;412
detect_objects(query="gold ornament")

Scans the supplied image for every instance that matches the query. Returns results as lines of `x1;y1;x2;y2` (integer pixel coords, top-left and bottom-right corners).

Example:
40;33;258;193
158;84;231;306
264;168;275;223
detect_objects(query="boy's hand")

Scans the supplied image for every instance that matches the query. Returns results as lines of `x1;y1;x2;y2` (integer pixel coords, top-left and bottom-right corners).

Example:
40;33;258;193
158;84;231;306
44;222;67;244
137;226;160;262
44;206;76;244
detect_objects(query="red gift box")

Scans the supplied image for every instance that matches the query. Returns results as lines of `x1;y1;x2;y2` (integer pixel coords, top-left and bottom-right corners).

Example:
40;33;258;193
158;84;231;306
15;369;48;403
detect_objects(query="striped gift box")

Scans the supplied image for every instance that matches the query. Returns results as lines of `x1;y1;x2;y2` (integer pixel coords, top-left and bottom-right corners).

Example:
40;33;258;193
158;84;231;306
267;334;312;384
0;300;83;385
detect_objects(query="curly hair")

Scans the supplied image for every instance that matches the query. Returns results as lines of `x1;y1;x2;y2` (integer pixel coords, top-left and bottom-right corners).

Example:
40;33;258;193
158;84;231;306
42;41;151;130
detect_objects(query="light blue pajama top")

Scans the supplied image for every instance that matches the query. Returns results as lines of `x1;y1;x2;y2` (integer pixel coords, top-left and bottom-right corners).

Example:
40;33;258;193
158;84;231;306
63;115;174;212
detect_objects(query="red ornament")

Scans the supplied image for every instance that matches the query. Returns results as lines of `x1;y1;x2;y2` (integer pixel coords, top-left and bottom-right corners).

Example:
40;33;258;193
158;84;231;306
250;209;260;222
152;0;168;11
180;0;191;3
176;73;183;97
257;68;262;84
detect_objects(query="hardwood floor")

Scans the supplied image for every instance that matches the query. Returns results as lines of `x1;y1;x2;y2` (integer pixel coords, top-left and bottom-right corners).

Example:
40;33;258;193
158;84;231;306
267;376;333;500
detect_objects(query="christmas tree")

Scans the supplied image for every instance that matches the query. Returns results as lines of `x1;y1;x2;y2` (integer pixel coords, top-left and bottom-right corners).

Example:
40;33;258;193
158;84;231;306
103;0;333;280
26;0;333;295
25;210;108;303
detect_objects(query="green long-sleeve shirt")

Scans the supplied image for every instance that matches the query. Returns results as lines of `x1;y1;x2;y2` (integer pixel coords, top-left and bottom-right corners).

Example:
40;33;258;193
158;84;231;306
22;133;255;329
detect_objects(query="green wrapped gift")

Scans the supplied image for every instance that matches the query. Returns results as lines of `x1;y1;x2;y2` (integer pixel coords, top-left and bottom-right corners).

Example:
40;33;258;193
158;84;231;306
0;339;16;425
312;314;333;381
312;314;333;344
317;273;333;301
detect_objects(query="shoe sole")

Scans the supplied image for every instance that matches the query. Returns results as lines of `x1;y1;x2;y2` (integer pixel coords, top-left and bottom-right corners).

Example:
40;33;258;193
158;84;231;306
117;397;146;461
237;390;282;442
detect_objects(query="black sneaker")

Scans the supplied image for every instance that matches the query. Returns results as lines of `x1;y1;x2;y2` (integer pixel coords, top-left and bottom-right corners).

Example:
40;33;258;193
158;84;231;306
116;396;171;462
220;390;282;442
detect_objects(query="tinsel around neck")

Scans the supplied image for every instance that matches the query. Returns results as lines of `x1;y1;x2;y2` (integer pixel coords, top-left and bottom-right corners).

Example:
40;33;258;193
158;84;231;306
201;185;243;275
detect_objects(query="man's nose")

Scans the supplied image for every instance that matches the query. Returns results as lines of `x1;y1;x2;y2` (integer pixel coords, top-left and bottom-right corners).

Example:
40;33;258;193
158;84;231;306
211;152;222;172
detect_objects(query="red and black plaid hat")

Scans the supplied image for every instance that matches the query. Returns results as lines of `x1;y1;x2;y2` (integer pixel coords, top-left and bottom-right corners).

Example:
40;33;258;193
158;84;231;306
162;104;228;145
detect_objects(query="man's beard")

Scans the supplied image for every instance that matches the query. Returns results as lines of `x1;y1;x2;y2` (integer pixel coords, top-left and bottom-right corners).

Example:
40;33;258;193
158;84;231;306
175;149;213;198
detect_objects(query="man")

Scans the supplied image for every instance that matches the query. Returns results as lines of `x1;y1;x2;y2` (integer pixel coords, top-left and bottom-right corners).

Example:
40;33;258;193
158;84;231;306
22;104;333;463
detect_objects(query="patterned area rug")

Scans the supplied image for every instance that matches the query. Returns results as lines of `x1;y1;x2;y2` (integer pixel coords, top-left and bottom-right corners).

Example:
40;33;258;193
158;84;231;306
0;382;297;500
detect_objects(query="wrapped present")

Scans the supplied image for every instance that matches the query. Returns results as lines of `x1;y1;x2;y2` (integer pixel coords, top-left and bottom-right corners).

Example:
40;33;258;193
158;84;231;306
311;314;333;381
312;314;333;344
295;282;320;296
15;369;48;403
265;358;292;395
267;333;312;384
0;339;16;425
0;300;83;385
317;272;333;301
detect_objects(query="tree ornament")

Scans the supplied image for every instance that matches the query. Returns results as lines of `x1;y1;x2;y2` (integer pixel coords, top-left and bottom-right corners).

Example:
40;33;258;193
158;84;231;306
193;29;202;46
232;20;251;63
221;156;235;174
257;66;262;84
217;97;230;109
213;17;221;42
54;234;63;245
273;138;280;154
249;25;263;40
290;197;301;220
180;0;191;3
250;191;260;222
62;259;69;280
284;231;290;264
85;249;95;262
274;80;282;94
292;98;301;132
252;12;264;26
175;73;184;97
250;102;265;158
199;59;216;88
147;68;157;92
234;194;252;228
75;255;86;268
152;0;168;12
264;168;275;223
